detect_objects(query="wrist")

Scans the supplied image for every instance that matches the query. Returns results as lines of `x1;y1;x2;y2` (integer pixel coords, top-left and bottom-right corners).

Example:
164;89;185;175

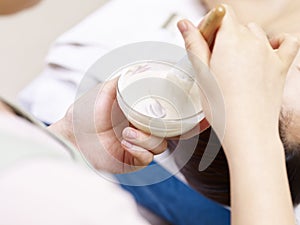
222;117;280;150
48;113;76;146
224;134;285;166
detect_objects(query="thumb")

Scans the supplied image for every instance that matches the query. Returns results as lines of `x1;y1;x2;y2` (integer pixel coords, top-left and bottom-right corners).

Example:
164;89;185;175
178;19;210;66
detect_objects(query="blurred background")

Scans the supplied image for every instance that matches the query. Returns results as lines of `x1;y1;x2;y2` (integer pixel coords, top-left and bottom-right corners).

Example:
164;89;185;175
0;0;108;101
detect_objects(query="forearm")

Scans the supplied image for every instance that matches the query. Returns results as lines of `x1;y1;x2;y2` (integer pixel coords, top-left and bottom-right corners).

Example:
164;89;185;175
226;137;295;225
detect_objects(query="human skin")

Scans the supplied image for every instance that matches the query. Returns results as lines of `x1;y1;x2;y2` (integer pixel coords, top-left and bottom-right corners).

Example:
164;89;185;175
48;79;168;174
178;5;299;225
0;0;40;14
177;1;300;208
202;0;300;33
0;80;167;174
202;0;300;150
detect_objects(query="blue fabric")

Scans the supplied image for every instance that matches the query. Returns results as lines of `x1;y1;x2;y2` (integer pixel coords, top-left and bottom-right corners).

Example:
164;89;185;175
116;162;230;225
45;122;230;224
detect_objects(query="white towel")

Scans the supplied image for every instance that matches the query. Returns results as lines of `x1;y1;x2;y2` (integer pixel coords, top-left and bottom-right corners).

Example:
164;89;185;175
19;0;206;123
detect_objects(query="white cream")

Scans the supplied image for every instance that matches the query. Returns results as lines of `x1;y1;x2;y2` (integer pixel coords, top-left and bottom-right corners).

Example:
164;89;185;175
129;70;198;120
133;98;166;118
117;63;204;137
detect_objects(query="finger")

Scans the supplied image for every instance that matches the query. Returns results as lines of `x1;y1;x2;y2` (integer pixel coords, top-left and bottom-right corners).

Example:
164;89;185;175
212;4;245;54
122;127;167;155
121;140;153;167
218;4;241;32
178;19;210;66
99;77;119;97
197;4;226;49
275;34;300;72
247;22;269;43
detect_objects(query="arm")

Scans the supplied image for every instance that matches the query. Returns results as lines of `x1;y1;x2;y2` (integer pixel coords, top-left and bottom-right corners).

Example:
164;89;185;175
228;133;294;225
178;5;298;225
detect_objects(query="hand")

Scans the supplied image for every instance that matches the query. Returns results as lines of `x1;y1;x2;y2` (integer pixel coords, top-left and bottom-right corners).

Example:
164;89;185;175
178;6;299;225
178;6;299;154
49;78;167;174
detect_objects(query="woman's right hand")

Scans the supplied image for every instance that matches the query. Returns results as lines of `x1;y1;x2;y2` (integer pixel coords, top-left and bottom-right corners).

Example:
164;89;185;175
178;5;299;155
178;5;299;225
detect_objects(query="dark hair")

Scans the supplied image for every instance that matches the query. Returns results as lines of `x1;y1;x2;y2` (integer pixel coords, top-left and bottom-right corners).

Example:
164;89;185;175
280;111;300;206
172;125;300;207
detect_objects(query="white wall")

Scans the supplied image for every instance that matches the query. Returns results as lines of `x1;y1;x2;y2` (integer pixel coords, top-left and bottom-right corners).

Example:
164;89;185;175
0;0;108;101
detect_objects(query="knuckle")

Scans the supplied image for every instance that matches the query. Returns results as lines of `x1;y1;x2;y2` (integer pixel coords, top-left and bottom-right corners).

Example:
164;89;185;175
282;34;299;48
279;33;289;42
185;38;195;52
152;139;167;154
290;38;299;48
159;140;168;152
144;155;153;165
285;34;298;43
247;22;259;29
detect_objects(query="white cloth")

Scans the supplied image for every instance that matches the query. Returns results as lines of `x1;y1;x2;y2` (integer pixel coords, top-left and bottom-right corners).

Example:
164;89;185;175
19;0;207;124
0;113;149;225
0;160;149;225
18;0;207;184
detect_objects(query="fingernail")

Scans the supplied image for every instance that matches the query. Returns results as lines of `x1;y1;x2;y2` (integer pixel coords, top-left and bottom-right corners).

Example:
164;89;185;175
121;140;133;149
124;128;138;139
178;20;189;33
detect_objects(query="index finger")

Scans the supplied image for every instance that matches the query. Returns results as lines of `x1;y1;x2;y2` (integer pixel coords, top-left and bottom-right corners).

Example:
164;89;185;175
198;4;226;50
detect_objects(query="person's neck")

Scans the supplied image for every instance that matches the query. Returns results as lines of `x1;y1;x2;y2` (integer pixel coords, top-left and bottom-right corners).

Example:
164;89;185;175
264;0;300;35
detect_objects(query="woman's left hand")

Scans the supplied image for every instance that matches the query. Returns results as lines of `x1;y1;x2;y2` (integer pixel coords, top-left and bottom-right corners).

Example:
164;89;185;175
49;78;167;174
